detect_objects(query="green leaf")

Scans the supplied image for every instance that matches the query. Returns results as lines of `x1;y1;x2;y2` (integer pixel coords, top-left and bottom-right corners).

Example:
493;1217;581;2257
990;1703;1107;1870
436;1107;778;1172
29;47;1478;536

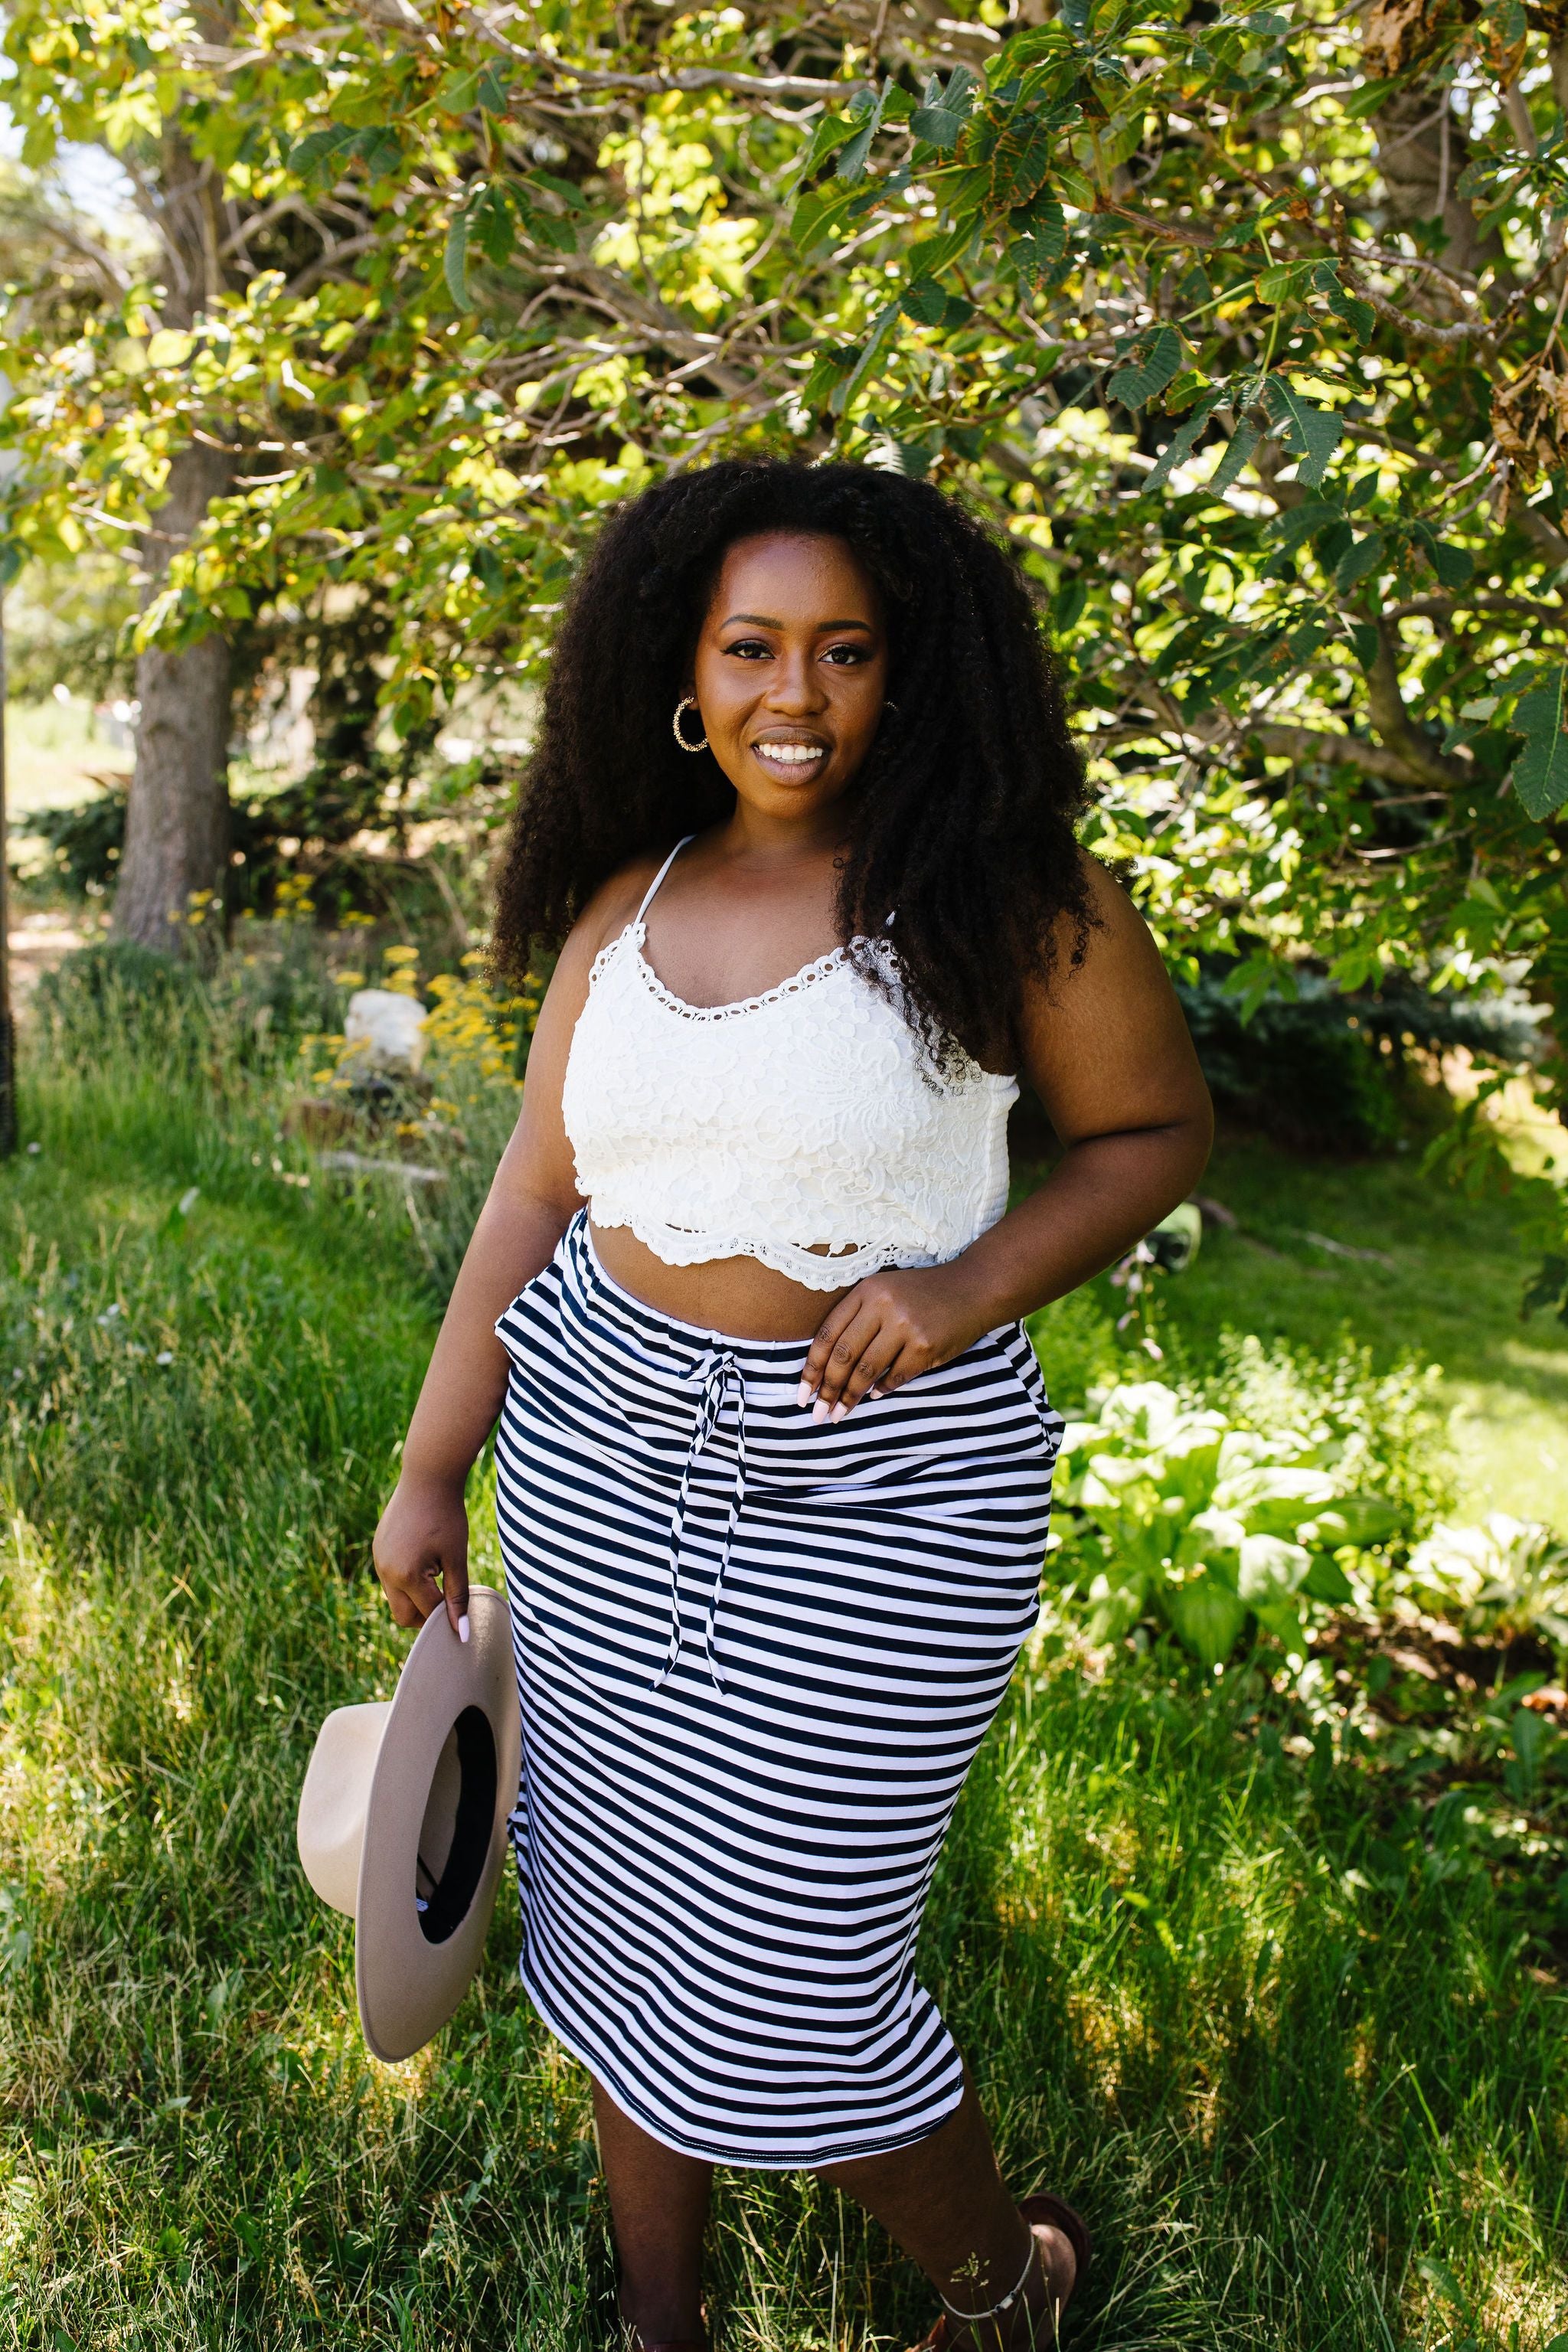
800;343;861;409
1312;263;1376;345
791;182;861;256
1009;199;1067;279
1107;324;1183;410
1342;75;1402;119
1161;368;1209;414
912;103;965;149
991;107;1056;210
1237;1534;1312;1602
1349;621;1380;670
900;275;948;325
349;126;402;181
1333;528;1386;593
476;185;515;268
1303;1553;1355;1604
831;302;900;410
1166;1572;1250;1668
444;210;471;311
1255;259;1317;304
1508;664;1568;821
1146;392;1223;491
907;225;975;279
1413;524;1474;589
291;125;357;183
1053;163;1095;210
835;121;879;181
531;170;593;213
1270;497;1345;553
1312;1496;1405;1548
1210;420;1260;494
1100;100;1148;171
474;60;510;114
802;113;859;176
912;64;977;149
1264;377;1343;488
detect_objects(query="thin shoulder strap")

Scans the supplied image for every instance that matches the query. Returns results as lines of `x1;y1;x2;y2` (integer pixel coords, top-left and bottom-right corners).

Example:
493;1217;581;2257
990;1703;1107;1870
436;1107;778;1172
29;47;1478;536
635;835;694;924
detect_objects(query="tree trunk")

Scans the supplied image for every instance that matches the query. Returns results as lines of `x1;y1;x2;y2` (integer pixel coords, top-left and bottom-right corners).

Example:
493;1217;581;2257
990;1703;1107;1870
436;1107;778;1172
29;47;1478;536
113;439;235;954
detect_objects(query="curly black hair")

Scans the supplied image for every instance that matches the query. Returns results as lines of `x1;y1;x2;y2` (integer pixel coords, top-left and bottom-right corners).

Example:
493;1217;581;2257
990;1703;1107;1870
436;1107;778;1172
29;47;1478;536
491;459;1095;1068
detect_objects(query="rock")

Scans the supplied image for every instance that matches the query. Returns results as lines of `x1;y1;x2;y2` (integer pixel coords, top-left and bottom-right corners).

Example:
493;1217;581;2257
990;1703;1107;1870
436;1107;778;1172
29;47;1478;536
344;988;427;1073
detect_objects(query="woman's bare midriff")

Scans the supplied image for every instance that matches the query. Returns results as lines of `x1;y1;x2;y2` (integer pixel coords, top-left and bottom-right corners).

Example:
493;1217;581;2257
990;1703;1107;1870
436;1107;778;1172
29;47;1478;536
589;1218;858;1341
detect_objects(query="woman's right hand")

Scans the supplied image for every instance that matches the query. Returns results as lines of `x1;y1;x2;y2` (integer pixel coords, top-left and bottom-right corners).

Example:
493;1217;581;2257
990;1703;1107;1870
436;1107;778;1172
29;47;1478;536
373;1472;471;1640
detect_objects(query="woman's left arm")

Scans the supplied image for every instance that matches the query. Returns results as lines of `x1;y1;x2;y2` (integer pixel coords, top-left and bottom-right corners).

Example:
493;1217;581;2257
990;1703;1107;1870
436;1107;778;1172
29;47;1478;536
801;857;1214;1418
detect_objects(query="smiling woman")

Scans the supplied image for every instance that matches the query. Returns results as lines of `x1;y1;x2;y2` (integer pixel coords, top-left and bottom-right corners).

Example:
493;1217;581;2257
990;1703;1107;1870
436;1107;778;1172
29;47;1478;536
370;460;1214;2352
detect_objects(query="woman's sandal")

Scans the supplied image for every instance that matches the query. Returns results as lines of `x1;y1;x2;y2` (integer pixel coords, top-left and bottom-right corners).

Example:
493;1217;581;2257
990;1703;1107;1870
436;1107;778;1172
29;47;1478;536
907;2193;1093;2351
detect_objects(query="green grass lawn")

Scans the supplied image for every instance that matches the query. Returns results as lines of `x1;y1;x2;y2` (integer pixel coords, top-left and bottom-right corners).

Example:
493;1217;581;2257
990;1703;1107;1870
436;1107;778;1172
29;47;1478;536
1024;1131;1568;1536
2;1042;1565;2350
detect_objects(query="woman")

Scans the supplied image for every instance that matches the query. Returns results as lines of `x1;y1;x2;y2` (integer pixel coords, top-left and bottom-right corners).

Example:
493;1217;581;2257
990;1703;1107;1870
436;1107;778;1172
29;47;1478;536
374;460;1211;2348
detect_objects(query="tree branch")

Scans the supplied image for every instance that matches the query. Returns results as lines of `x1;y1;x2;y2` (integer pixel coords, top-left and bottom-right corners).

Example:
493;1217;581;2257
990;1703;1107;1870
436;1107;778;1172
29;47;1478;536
1247;721;1457;783
1361;618;1472;789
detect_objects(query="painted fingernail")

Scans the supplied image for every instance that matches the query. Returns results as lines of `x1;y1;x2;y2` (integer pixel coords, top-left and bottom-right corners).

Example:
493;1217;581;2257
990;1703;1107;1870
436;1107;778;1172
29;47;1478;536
458;1612;471;1645
797;1380;814;1410
830;1401;848;1423
867;1386;884;1400
812;1400;830;1424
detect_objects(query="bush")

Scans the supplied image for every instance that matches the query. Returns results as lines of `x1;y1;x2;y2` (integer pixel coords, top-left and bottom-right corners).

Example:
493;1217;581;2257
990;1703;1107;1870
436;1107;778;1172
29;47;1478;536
1051;1378;1410;1667
1202;1330;1454;1540
1176;965;1543;1154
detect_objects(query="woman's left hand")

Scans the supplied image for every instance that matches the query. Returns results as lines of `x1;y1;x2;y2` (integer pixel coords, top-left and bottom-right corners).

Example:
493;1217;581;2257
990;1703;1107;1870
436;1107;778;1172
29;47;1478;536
799;1265;988;1421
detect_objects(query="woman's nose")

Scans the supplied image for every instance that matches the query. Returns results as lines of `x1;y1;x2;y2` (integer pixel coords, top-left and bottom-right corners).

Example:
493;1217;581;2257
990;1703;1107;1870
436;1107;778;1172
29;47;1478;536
764;650;826;712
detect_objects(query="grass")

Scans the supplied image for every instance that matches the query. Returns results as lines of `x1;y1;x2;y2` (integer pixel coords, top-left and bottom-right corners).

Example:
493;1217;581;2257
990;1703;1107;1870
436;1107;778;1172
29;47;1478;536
1024;1133;1568;1534
1;1008;1566;2349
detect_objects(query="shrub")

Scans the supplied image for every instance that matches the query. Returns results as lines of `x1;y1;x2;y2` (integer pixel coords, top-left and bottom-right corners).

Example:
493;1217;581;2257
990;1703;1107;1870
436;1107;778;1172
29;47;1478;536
1202;1331;1454;1540
1397;1515;1568;1656
1051;1379;1408;1668
1175;966;1542;1155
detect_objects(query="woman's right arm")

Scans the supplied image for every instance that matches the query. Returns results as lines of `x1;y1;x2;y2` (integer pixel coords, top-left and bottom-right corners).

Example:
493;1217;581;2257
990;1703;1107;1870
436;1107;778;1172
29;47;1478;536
371;910;610;1638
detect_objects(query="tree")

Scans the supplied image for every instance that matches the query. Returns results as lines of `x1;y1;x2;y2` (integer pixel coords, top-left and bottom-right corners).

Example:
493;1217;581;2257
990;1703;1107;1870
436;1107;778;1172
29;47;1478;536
1;0;1563;1102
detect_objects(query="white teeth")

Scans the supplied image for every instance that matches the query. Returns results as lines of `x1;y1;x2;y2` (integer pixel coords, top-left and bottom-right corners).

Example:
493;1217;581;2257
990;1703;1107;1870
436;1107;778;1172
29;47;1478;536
756;743;825;765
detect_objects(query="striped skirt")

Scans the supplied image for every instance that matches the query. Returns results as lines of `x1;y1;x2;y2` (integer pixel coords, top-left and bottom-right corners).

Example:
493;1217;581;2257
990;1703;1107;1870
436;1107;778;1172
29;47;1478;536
492;1211;1062;2167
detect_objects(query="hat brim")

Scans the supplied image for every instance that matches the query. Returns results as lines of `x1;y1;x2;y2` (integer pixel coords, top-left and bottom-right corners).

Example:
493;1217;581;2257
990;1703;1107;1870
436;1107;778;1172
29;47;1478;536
353;1586;521;2063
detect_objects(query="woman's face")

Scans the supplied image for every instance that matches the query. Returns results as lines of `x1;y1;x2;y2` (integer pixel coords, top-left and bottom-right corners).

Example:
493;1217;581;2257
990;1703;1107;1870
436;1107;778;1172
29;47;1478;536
688;531;890;822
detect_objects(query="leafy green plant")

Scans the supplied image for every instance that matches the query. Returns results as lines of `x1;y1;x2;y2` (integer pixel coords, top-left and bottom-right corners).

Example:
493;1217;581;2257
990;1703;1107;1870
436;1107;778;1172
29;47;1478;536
1204;1331;1454;1540
1054;1380;1406;1668
1398;1515;1568;1657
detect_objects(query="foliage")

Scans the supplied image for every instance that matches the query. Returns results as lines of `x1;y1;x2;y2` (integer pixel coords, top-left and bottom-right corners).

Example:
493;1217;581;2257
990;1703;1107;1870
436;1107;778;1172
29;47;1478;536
1178;965;1544;1154
0;0;1564;1035
1053;1377;1411;1666
1400;1514;1568;1655
1202;1329;1455;1540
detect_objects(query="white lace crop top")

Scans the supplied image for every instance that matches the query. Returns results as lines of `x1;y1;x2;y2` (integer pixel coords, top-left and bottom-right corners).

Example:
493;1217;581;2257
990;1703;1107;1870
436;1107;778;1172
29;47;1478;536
559;838;1018;1292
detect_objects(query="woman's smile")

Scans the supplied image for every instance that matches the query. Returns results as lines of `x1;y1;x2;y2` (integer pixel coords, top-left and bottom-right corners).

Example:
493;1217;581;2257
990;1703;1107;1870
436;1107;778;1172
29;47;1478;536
750;728;832;779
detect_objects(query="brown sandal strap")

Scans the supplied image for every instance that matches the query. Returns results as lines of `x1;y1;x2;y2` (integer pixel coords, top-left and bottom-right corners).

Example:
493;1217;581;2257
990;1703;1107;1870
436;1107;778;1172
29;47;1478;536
1019;2191;1092;2306
907;2196;1092;2352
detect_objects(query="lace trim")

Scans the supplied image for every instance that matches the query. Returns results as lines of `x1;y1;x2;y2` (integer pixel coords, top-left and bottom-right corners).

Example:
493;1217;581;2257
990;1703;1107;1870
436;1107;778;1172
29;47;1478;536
590;1204;946;1291
629;922;868;1024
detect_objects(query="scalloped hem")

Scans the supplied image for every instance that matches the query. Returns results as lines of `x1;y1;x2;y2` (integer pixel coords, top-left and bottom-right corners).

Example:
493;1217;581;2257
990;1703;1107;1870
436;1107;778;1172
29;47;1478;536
588;1207;946;1292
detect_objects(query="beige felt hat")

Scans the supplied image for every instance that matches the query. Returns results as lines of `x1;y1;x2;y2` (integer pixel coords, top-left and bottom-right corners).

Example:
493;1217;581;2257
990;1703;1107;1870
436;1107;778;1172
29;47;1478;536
297;1587;521;2063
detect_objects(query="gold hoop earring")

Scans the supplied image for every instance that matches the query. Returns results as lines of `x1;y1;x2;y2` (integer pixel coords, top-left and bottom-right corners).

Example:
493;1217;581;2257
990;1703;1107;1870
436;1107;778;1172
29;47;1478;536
672;695;708;753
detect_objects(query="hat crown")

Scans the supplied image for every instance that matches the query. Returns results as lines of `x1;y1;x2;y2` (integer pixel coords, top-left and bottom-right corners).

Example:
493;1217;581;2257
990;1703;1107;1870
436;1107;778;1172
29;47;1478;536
298;1702;390;1918
296;1591;520;2062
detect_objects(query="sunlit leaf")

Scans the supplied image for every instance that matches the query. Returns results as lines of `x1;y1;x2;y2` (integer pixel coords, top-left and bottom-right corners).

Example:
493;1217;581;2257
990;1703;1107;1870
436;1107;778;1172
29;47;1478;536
991;107;1056;209
1264;377;1343;487
1508;663;1568;820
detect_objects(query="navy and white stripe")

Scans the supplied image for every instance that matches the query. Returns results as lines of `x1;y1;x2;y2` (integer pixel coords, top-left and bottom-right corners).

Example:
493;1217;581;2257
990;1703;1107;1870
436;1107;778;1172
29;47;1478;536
492;1211;1062;2168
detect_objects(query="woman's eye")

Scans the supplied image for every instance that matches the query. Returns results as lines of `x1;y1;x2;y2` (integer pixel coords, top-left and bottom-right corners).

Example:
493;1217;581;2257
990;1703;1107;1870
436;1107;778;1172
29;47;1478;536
823;644;871;665
723;638;772;659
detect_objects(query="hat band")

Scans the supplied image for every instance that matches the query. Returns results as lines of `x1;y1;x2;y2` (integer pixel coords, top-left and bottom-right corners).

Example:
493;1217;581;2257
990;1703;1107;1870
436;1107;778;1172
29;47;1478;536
416;1706;498;1945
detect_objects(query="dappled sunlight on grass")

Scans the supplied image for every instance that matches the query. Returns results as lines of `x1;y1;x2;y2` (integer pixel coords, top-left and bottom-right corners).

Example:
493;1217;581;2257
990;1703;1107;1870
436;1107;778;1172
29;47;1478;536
0;991;1564;2347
